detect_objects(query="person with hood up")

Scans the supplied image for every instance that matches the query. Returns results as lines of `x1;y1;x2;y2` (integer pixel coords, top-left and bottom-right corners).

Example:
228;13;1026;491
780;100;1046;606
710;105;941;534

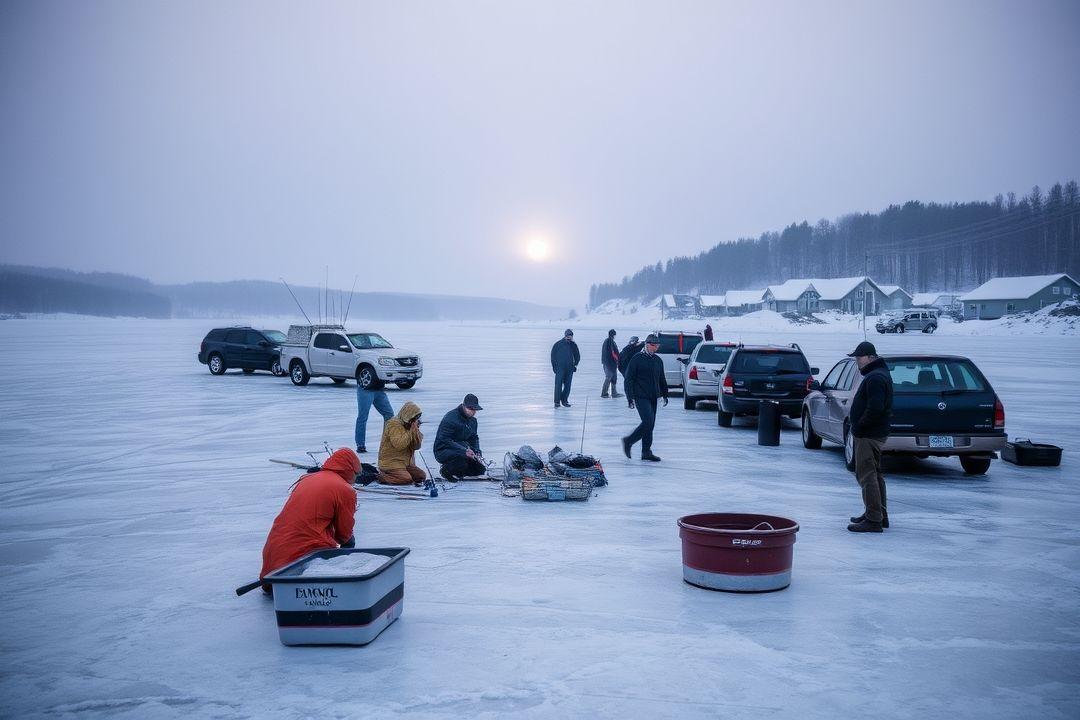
260;448;360;592
600;329;623;399
434;394;486;481
378;401;427;485
551;329;580;407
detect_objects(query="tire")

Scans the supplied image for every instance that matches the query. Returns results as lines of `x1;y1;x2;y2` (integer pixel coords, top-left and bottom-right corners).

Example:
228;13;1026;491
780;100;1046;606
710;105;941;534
843;424;856;472
896;324;905;334
242;368;255;375
332;378;347;385
270;357;285;376
208;353;226;375
290;360;310;386
802;410;822;449
355;364;383;390
395;380;416;390
924;324;937;334
684;395;697;410
960;456;991;475
718;410;733;427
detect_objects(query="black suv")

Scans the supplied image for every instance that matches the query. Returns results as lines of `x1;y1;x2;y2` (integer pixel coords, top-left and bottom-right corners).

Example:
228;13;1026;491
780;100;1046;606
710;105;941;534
198;327;287;376
717;344;819;427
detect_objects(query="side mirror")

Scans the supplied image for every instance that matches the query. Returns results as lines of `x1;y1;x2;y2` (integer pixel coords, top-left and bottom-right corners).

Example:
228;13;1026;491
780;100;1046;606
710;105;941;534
339;345;351;352
808;380;821;391
258;340;270;348
810;367;819;375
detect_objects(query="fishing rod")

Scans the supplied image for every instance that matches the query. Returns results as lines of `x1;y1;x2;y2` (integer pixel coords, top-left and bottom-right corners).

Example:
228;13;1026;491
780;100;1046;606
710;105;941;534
280;278;312;324
580;396;589;454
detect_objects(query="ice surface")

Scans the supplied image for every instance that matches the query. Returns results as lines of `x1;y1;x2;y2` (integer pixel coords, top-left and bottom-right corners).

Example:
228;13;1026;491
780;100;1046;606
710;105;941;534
299;553;388;577
0;317;1078;719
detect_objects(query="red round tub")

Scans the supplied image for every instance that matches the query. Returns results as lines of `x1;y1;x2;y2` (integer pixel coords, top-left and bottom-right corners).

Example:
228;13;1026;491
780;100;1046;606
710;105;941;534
677;513;799;592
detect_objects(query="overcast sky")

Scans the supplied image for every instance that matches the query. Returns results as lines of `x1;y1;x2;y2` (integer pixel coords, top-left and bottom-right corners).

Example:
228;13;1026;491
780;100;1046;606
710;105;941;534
1;1;1078;307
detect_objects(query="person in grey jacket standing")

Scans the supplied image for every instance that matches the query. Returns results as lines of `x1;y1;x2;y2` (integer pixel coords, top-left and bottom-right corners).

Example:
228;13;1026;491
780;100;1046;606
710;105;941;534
846;341;894;533
551;329;580;408
600;329;622;399
621;334;668;461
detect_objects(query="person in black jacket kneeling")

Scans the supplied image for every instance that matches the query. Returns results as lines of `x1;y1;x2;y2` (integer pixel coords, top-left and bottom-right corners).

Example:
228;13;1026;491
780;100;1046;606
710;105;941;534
434;394;486;481
846;341;894;533
621;334;668;462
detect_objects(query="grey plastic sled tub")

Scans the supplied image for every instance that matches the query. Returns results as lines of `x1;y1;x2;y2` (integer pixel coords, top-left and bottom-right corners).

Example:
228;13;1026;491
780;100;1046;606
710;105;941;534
263;547;409;646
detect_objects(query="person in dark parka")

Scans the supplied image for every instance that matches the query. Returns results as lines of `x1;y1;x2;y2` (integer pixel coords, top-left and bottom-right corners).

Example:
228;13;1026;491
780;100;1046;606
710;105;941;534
846;341;894;533
621;334;669;461
704;324;714;341
434;394;486;481
617;336;643;406
551;329;580;407
600;329;622;399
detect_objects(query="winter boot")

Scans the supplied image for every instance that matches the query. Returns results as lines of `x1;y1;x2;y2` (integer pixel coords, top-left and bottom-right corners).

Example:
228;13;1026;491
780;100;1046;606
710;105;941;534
642;453;662;462
850;510;889;528
621;437;632;459
439;465;460;483
847;518;883;533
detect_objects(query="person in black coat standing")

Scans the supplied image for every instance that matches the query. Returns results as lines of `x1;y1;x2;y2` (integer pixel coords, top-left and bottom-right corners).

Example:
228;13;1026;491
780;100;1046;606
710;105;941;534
621;334;668;461
600;329;622;399
845;341;894;533
551;329;580;408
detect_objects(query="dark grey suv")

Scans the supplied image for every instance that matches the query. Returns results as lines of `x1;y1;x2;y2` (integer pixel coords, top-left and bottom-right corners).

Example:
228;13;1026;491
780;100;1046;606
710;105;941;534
198;327;287;376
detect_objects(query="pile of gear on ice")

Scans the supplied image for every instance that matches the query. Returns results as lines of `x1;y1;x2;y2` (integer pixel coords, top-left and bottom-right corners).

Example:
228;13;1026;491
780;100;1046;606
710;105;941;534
502;445;607;501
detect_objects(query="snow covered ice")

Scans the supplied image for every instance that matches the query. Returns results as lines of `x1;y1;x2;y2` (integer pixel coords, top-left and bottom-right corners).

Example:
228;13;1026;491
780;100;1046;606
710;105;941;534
1;317;1079;719
299;553;388;577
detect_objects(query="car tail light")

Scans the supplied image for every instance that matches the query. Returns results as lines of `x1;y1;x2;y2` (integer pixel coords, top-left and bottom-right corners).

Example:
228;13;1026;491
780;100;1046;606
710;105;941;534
722;375;734;395
994;397;1005;429
689;365;698;380
805;377;814;392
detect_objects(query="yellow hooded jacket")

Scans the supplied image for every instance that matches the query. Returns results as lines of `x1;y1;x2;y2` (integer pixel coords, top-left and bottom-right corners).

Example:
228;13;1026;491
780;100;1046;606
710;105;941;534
378;401;423;471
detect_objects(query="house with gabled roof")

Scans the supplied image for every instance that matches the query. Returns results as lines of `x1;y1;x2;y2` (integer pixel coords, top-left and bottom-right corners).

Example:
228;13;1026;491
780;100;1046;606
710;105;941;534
763;280;820;314
959;273;1079;319
723;289;766;315
877;284;913;312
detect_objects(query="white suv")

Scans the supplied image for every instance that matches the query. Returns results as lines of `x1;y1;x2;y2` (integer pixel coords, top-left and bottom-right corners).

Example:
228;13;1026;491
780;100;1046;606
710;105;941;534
280;325;423;388
653;331;704;391
680;341;737;409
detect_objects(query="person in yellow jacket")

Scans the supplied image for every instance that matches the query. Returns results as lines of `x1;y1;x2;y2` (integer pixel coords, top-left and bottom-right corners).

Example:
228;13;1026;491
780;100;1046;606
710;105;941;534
377;401;427;485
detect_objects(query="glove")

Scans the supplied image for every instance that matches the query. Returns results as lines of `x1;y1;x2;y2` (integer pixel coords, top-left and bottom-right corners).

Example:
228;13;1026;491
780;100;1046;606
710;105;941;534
628;399;635;409
663;397;669;407
340;535;355;549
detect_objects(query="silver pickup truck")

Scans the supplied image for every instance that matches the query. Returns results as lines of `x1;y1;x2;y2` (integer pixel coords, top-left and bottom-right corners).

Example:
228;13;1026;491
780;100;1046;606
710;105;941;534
279;324;423;389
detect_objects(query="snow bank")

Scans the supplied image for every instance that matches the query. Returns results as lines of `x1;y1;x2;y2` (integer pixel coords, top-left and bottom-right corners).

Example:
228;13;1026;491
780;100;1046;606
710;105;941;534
300;552;388;576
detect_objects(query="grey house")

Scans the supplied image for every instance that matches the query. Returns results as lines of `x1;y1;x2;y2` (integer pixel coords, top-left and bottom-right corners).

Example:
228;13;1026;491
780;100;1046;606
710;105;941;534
764;280;820;314
723;289;766;316
661;293;699;319
878;285;913;311
911;292;961;311
808;277;887;315
698;294;726;317
959;273;1079;319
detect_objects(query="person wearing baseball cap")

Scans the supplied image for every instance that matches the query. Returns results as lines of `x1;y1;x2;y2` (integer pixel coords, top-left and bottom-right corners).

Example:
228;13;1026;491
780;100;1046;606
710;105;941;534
433;394;486;481
845;340;894;533
551;329;580;408
621;334;669;462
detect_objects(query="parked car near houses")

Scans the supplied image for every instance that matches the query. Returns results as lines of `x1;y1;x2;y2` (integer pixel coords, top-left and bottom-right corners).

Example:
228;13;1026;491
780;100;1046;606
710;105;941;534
654;331;703;391
279;324;423;388
801;354;1006;475
198;326;287;376
680;341;737;409
876;308;938;334
716;344;819;426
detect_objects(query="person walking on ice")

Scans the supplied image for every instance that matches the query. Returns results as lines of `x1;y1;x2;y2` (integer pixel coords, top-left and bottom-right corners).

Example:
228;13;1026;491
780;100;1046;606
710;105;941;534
551;329;580;408
621;334;668;462
601;329;622;398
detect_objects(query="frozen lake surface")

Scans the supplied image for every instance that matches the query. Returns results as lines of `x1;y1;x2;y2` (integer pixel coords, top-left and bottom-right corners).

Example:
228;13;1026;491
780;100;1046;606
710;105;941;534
1;318;1078;719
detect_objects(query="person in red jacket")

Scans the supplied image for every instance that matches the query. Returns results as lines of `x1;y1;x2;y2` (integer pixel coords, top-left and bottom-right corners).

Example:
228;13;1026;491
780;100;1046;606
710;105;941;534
260;448;360;592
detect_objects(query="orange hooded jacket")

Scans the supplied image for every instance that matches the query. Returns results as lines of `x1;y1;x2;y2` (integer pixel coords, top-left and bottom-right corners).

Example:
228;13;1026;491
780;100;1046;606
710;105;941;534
260;448;359;580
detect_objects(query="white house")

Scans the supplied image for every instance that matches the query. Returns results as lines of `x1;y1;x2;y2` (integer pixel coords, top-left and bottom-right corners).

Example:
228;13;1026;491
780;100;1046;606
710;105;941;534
723;289;766;315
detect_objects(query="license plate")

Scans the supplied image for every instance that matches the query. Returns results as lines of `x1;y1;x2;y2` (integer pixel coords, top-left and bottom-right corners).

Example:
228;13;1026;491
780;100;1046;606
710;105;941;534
929;435;955;448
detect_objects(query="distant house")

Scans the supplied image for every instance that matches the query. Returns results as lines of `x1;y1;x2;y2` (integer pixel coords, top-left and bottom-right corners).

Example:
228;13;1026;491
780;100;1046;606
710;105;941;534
661;293;698;319
911;292;961;310
764;280;820;314
877;285;913;312
807;277;887;315
723;289;766;316
698;294;726;317
959;273;1080;320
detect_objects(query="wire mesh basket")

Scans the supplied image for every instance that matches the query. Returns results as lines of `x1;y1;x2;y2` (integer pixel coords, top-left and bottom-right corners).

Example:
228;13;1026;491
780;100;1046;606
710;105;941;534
520;475;594;502
549;462;607;488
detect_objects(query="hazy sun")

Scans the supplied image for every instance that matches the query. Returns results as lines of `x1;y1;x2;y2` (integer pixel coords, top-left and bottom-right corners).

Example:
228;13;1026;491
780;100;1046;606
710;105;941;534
525;236;551;262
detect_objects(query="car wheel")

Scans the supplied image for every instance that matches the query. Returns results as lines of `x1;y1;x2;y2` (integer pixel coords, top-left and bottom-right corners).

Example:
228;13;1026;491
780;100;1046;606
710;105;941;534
684;394;697;410
843;424;856;471
242;368;255;375
802;410;822;449
718;410;733;427
395;380;416;389
332;377;347;385
960;456;991;475
270;357;285;376
924;324;936;334
208;353;226;375
896;324;905;334
356;364;382;390
290;361;310;386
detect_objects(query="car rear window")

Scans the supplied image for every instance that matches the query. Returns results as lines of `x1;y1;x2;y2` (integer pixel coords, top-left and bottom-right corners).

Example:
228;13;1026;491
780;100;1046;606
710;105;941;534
205;329;227;341
731;351;810;374
695;345;734;364
656;334;702;354
886;359;988;393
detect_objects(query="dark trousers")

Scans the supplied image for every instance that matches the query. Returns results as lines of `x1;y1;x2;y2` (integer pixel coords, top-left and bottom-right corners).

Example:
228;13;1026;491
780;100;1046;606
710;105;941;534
601;366;621;396
554;368;574;405
440;455;487;478
854;436;887;522
626;398;658;455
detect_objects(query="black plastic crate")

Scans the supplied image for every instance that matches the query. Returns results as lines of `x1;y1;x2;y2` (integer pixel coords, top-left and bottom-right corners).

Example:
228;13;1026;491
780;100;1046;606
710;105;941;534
1002;440;1062;467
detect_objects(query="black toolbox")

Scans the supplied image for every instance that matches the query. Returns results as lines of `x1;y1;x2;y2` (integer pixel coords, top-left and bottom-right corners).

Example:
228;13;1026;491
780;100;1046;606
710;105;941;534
1002;439;1062;467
